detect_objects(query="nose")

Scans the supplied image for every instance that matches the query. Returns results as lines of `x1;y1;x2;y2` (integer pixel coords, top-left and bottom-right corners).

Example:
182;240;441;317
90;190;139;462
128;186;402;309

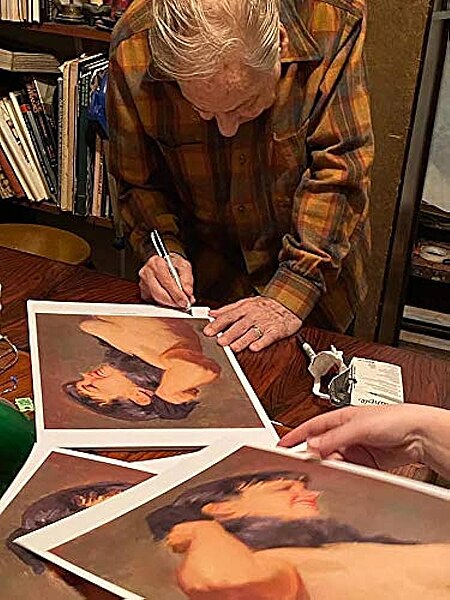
81;371;97;384
305;490;320;501
215;113;240;137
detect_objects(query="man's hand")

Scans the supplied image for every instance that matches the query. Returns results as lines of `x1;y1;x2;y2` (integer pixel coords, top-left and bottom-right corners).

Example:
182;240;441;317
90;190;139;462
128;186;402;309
278;405;432;471
203;297;302;352
139;254;195;309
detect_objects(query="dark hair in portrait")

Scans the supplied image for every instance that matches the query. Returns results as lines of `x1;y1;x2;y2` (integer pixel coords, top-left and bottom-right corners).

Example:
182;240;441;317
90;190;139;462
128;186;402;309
147;470;414;549
63;341;197;421
7;481;131;574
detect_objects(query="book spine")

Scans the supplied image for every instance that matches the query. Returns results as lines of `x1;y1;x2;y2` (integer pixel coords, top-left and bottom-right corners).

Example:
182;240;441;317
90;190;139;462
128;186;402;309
18;94;57;195
74;70;90;216
0;162;14;198
24;78;57;171
7;92;49;199
39;0;48;21
100;155;109;217
0;98;42;201
0;144;24;197
91;133;103;217
66;59;79;213
0;118;35;201
56;75;63;207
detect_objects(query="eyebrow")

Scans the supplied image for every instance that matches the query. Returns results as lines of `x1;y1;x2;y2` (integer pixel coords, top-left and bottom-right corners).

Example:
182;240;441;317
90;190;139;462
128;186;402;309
192;95;258;115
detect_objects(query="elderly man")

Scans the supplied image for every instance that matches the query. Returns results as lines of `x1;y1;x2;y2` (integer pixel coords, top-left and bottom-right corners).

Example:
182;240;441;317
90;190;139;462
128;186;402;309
107;0;373;353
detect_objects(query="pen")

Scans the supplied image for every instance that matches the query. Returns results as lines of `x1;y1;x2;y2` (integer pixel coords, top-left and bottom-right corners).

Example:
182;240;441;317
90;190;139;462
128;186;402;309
150;229;191;311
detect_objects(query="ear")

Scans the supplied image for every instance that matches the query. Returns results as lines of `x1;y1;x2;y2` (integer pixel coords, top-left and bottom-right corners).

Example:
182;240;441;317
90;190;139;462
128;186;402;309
132;388;154;406
279;24;290;59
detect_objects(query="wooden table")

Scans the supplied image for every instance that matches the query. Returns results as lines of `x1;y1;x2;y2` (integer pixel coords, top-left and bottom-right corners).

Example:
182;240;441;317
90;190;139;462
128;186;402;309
2;245;449;445
1;246;449;598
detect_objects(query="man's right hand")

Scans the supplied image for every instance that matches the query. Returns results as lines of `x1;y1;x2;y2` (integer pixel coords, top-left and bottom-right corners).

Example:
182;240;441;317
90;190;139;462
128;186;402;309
139;254;195;309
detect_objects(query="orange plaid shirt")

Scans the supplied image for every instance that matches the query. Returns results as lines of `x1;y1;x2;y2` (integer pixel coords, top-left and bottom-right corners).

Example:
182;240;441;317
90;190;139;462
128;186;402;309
108;0;373;332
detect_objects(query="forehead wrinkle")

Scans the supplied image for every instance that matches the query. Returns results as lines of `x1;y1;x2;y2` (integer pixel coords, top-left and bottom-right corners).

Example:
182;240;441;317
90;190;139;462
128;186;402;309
183;64;260;113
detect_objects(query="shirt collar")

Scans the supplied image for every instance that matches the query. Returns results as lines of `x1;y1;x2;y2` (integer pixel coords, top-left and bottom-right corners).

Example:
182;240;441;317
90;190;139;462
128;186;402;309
280;0;322;64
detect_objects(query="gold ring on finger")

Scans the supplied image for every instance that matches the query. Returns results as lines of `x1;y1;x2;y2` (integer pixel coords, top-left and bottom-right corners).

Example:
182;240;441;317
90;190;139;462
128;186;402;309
252;324;264;339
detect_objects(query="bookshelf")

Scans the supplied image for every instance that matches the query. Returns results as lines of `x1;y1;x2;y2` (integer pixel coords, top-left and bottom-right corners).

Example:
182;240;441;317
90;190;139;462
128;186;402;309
0;21;111;42
8;197;114;228
0;19;113;228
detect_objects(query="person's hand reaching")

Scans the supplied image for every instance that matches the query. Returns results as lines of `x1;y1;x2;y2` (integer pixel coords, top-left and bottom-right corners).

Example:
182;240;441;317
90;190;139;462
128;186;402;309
278;404;439;471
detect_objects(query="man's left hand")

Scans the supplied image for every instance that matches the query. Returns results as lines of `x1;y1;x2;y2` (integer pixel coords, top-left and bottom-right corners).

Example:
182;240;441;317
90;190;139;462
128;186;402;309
203;297;302;352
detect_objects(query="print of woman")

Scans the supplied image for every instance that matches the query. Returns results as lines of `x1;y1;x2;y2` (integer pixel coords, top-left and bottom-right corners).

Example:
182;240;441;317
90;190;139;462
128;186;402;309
64;316;221;421
147;471;450;599
7;482;131;575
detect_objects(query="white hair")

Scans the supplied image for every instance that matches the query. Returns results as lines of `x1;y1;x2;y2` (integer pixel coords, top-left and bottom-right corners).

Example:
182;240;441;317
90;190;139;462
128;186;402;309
150;0;281;80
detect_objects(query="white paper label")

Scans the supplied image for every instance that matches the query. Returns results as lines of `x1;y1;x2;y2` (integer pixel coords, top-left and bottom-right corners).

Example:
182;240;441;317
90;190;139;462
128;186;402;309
349;358;404;407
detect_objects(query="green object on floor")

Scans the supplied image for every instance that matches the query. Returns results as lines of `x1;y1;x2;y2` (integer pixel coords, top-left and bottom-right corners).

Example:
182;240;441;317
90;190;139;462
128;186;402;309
0;399;35;497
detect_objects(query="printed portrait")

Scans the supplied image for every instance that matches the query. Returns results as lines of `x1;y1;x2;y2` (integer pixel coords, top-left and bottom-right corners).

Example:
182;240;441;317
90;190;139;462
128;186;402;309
26;447;450;600
7;481;133;575
0;450;152;600
32;308;267;435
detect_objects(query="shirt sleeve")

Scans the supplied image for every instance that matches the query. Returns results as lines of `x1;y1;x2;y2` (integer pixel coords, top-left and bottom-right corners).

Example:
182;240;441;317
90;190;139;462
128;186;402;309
264;7;373;323
107;41;187;261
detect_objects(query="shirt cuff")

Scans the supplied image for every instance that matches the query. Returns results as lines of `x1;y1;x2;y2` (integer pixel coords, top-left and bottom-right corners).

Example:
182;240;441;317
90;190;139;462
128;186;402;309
263;264;322;322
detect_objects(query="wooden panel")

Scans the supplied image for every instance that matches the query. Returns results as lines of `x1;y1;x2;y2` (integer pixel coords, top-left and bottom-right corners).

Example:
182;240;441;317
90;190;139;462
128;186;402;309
355;0;433;339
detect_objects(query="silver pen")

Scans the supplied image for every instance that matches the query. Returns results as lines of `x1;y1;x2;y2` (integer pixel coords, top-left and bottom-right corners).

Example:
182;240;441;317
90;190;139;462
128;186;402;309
150;229;192;311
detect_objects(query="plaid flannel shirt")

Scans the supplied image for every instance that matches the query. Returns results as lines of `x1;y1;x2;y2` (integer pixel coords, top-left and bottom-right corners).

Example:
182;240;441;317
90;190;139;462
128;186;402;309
108;0;373;332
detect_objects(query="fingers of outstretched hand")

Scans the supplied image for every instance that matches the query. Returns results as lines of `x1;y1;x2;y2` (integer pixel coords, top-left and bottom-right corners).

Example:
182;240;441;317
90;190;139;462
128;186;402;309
278;407;357;449
205;297;302;353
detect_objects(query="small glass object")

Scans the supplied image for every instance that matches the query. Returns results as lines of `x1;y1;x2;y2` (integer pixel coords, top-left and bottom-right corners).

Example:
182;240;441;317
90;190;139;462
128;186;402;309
0;334;19;375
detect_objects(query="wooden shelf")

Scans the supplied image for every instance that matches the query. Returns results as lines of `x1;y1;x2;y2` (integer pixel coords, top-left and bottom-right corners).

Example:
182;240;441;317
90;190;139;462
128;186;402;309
0;21;111;42
6;198;113;229
411;254;450;284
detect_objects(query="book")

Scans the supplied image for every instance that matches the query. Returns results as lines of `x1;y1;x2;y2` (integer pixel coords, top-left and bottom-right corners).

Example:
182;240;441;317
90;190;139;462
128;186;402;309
74;54;107;216
59;58;78;211
0;48;60;73
19;92;57;195
0;161;14;199
9;91;56;197
0;98;45;201
23;77;57;172
56;74;63;207
0;126;34;201
91;133;104;217
0;144;24;197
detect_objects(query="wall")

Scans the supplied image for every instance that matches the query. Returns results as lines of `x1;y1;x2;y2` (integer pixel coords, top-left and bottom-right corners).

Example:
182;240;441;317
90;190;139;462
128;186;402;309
355;0;433;339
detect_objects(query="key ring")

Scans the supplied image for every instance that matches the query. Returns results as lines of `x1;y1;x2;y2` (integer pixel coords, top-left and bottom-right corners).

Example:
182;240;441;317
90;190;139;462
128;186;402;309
0;334;19;375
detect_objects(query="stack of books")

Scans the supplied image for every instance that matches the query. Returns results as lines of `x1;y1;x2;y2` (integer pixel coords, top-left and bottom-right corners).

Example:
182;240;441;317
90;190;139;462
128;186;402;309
0;52;112;219
0;0;40;22
0;48;60;73
0;77;57;202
